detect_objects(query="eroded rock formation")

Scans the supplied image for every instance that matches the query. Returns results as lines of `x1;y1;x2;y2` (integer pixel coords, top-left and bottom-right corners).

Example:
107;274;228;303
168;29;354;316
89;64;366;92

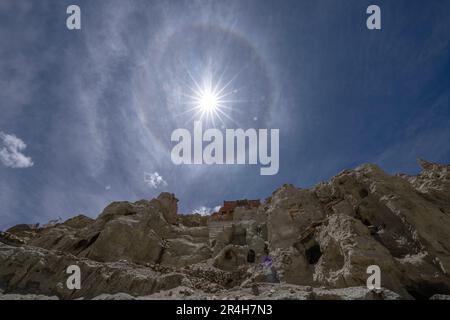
1;160;449;300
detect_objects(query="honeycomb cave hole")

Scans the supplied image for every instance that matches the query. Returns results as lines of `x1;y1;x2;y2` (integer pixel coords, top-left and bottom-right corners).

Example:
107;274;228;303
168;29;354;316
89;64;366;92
225;249;236;260
359;188;369;198
305;244;322;264
247;249;256;263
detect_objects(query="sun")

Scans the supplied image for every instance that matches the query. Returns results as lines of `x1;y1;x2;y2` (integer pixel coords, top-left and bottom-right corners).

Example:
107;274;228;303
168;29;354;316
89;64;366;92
178;69;239;126
198;90;219;112
189;77;230;123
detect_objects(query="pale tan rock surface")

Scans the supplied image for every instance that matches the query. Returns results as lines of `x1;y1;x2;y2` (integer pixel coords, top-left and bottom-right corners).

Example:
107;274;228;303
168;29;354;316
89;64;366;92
1;159;449;300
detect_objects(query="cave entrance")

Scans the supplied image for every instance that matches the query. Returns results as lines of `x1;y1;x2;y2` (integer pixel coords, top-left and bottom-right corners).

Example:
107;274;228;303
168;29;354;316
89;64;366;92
247;249;256;263
305;244;322;265
359;188;369;198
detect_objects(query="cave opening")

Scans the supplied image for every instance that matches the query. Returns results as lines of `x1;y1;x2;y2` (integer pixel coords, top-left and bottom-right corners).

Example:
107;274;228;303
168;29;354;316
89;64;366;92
225;249;235;260
247;249;256;263
359;188;369;198
305;244;322;264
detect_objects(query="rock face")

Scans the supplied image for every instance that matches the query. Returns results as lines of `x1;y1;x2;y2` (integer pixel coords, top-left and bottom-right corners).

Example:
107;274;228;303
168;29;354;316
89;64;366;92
1;160;449;300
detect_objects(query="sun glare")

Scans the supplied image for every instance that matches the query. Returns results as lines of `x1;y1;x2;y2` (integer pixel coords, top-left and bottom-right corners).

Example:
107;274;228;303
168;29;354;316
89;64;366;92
199;90;219;112
178;69;239;126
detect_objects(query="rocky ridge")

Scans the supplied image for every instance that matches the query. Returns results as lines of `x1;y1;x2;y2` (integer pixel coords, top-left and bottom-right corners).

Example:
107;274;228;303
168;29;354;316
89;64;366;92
1;159;449;300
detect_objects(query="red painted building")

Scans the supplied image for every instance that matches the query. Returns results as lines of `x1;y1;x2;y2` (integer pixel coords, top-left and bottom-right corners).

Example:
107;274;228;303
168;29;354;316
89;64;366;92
210;199;260;221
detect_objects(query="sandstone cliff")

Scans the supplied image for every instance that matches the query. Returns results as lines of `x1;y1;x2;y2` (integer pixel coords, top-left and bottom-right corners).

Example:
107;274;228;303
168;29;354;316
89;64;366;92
1;159;449;300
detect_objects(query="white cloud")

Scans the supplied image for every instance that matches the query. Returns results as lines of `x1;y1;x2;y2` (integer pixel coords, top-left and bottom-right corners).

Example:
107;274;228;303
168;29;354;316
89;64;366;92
144;171;167;189
0;131;34;169
192;205;221;216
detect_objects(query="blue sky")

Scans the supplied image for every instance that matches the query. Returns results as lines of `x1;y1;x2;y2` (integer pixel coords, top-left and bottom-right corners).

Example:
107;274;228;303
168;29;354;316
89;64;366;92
1;0;449;230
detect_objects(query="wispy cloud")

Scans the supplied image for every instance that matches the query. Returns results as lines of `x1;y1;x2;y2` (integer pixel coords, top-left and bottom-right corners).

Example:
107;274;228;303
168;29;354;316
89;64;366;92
0;131;33;169
144;171;168;189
